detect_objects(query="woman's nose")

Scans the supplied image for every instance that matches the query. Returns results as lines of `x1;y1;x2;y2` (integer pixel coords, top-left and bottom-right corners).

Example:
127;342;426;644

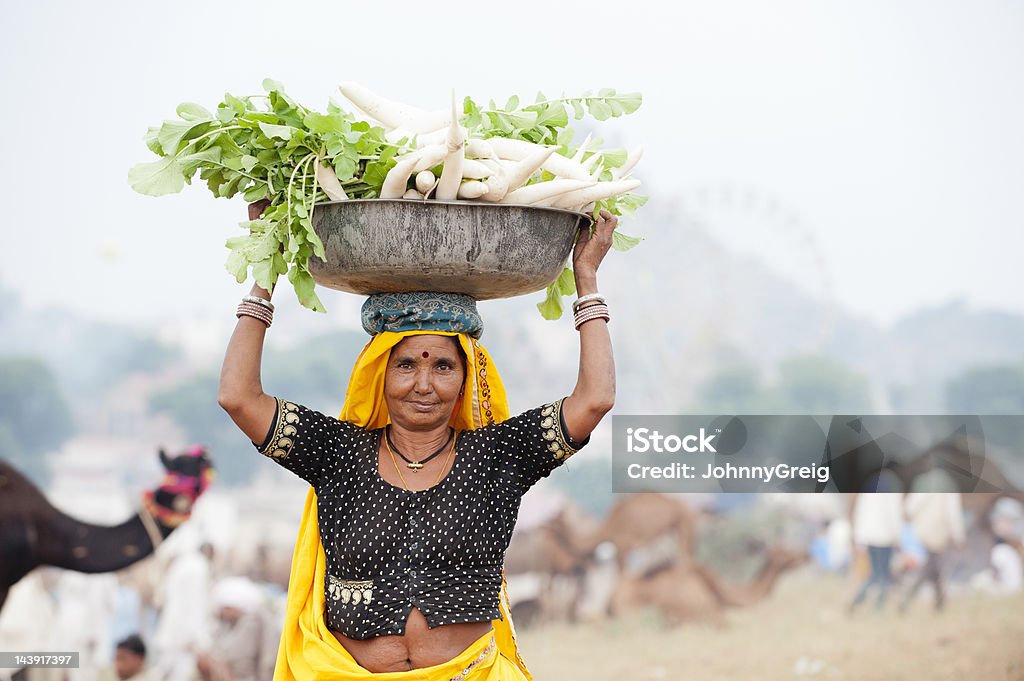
413;368;433;392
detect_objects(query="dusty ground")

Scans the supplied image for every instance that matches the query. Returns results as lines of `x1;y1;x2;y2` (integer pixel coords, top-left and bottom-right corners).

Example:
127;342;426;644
516;570;1024;681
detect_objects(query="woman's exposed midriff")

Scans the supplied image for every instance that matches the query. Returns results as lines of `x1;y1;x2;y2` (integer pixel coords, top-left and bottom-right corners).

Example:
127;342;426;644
331;607;493;672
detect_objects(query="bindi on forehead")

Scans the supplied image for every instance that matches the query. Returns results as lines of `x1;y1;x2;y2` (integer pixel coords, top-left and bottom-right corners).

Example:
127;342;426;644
422;351;430;358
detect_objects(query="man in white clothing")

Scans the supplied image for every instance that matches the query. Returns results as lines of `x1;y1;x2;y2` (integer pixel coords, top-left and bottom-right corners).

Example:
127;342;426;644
899;469;965;612
849;473;904;612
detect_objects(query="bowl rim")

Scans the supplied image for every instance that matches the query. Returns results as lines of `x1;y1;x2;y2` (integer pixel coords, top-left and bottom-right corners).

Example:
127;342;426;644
312;197;596;228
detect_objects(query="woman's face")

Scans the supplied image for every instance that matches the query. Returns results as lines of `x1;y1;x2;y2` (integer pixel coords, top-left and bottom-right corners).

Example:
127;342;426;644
384;335;466;431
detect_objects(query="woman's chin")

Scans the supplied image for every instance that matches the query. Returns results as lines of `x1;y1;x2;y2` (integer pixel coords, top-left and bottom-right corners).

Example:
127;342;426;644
394;408;454;430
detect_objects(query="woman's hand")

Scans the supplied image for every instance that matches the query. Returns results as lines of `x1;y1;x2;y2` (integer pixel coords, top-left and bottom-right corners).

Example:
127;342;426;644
248;198;271;221
572;210;618;294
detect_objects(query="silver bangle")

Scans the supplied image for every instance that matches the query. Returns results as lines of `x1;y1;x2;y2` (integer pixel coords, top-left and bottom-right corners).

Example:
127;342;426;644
242;295;275;312
572;293;606;313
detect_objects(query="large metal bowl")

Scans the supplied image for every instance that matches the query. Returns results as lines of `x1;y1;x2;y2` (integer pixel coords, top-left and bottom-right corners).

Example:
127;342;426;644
308;199;592;300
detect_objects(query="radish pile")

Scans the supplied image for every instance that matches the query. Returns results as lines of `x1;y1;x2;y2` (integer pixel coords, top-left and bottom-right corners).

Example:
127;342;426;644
129;80;646;317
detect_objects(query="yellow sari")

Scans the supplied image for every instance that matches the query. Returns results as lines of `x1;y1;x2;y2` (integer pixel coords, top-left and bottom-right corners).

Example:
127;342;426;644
273;330;532;681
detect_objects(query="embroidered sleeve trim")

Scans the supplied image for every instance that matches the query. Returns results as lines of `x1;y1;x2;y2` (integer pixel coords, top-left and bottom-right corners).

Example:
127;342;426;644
259;397;299;460
539;398;584;462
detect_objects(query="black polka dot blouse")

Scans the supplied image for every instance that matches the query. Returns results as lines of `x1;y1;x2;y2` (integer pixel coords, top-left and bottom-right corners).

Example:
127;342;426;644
255;397;588;640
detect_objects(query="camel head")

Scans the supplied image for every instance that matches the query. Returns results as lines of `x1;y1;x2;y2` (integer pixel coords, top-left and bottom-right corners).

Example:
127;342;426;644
144;445;215;528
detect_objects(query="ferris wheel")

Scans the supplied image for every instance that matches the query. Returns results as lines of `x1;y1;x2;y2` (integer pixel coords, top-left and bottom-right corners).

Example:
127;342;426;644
674;180;840;354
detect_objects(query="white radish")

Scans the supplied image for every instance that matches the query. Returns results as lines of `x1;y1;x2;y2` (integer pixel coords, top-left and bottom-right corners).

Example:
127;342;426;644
338;81;450;134
571;133;593;163
414;126;468;148
412;145;447;173
486;137;591;181
415;170;437;195
500;179;595;206
379;156;421;199
314;158;348;201
580;153;601;172
479;159;509;201
435;93;465;201
461;159;493;179
457;181;489;199
612;146;644;180
550;179;642;210
403;188;424;200
465;138;497;160
503;146;557;192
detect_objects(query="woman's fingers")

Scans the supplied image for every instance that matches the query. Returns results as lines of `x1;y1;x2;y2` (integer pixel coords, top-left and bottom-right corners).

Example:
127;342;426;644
248;199;271;221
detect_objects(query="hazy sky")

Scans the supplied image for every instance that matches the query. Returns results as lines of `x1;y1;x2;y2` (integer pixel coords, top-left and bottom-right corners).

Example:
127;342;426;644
2;0;1022;332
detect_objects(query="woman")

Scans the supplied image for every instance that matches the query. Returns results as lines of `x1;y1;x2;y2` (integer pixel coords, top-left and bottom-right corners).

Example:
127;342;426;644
218;203;618;680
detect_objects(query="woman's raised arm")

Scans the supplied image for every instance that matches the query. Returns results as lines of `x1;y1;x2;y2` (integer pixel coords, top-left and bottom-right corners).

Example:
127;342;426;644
217;201;278;444
561;210;618;442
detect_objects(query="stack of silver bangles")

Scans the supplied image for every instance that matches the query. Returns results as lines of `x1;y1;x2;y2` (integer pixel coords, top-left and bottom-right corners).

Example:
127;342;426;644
236;295;275;327
573;293;610;330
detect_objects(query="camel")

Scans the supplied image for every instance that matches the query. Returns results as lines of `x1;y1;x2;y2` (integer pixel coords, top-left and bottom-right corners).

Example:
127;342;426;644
504;503;599;624
609;545;809;626
0;446;214;610
572;493;702;571
503;494;704;625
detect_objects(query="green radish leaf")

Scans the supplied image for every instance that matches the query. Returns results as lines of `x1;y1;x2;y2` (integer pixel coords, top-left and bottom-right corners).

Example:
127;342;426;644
224;249;249;283
607;99;626;116
262;78;286;93
504;95;519;111
588;100;613;121
128;157;185;196
288;265;325;312
556;267;577;296
571;100;585;120
157;120;212;155
178;148;223;175
176;102;213;121
334;155;357;181
252;256;280;293
602;148;628;167
304;112;345;133
243;183;268;202
536;282;564;320
258;122;294;140
598;88;617;97
619;92;642;113
143;127;163;155
611;231;644;252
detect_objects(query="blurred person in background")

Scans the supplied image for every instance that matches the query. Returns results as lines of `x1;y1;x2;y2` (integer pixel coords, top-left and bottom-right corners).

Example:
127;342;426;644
898;469;965;613
99;634;153;681
970;498;1024;595
196;577;275;681
153;542;214;681
849;477;904;612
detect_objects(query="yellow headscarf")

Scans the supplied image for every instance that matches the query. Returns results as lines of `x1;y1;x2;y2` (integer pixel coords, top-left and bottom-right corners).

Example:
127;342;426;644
273;330;532;681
